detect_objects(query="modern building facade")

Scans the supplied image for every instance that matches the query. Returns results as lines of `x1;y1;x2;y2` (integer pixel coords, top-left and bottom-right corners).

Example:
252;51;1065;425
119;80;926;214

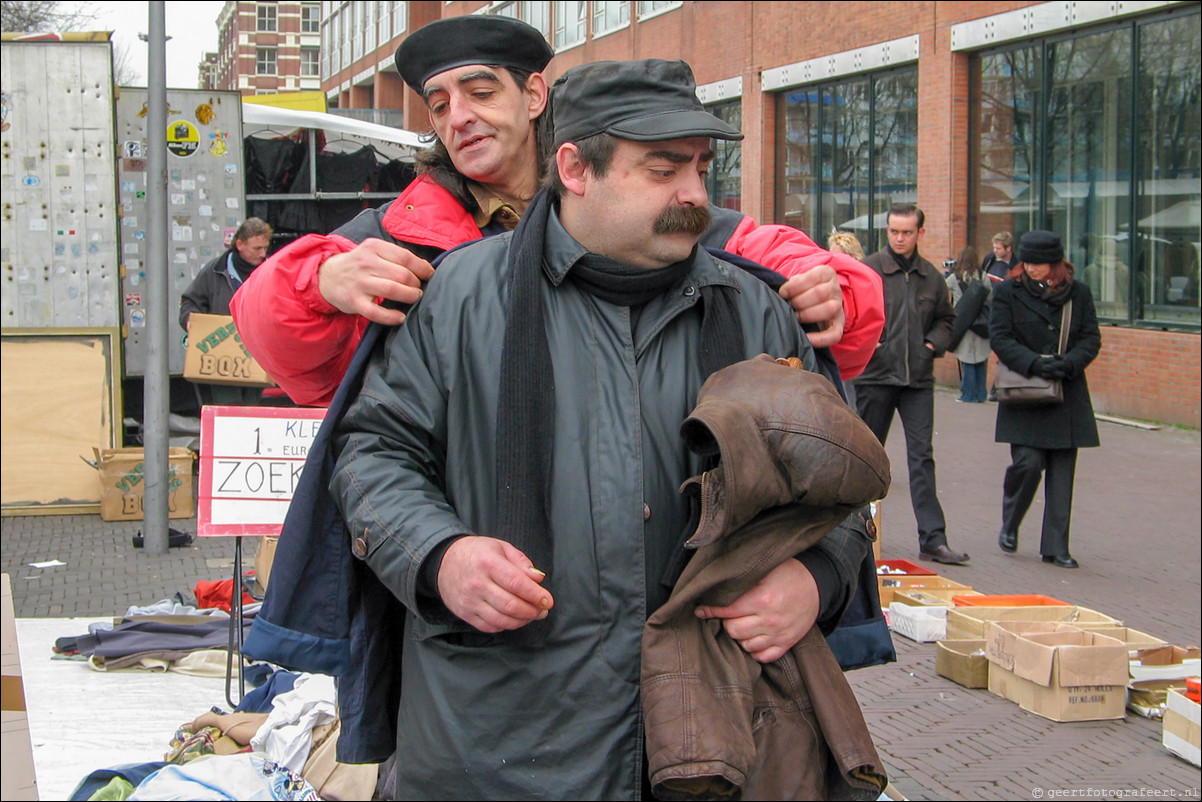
318;0;1200;427
211;1;323;95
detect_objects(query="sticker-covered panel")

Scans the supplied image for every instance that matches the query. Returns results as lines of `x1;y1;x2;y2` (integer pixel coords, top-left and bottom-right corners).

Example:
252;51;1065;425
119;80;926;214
116;88;245;375
1;41;119;329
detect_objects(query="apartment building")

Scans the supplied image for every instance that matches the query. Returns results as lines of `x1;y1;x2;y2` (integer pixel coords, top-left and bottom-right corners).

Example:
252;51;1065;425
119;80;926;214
211;1;323;95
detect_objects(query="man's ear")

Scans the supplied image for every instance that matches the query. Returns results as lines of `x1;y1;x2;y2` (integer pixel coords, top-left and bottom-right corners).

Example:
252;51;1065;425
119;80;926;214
525;72;549;120
556;143;588;198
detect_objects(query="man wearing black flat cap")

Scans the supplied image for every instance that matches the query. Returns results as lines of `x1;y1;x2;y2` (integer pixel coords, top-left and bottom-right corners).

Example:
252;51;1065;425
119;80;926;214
230;15;886;409
329;57;877;800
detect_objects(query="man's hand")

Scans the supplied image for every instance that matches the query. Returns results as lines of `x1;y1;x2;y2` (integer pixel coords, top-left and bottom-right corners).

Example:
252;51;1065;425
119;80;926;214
436;536;554;633
778;265;846;349
693;559;819;663
318;239;436;325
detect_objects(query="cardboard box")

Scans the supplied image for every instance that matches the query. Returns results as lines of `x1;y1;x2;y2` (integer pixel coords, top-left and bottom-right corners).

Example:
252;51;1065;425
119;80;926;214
946;604;1122;641
1087;626;1167;656
2;574;38;801
878;576;972;608
984;624;1130;722
183;313;274;387
889;602;947;642
254;535;279;596
893;587;982;607
1127;645;1202;719
96;447;195;521
1163;687;1201;766
936;639;989;688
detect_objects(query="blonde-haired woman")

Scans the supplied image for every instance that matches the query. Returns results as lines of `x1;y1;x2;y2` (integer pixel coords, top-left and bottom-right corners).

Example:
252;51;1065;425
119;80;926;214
827;229;865;260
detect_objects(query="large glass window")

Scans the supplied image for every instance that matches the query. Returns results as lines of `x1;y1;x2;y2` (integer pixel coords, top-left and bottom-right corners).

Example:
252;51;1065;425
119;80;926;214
256;47;277;75
706;100;741;211
970;7;1199;329
257;4;277;32
776;67;918;255
593;2;630;36
301;47;320;77
554;1;587;49
523;2;551;39
302;3;320;33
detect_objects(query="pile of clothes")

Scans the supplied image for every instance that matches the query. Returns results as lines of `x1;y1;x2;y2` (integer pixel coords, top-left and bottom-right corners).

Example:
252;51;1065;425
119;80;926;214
66;669;377;801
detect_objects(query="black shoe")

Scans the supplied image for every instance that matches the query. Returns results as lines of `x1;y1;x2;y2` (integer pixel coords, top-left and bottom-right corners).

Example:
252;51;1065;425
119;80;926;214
998;531;1018;553
920;545;970;565
1042;554;1079;569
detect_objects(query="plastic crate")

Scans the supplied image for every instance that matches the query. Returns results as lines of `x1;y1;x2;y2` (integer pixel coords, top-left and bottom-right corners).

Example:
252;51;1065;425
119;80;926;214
952;593;1069;607
876;559;937;577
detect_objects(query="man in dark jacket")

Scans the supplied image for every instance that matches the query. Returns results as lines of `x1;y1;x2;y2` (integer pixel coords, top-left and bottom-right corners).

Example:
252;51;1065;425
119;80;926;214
982;230;1014;283
179;217;273;405
331;58;871;800
852;203;969;565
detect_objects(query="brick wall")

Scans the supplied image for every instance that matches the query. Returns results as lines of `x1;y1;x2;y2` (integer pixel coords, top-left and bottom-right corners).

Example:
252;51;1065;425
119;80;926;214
935;327;1201;428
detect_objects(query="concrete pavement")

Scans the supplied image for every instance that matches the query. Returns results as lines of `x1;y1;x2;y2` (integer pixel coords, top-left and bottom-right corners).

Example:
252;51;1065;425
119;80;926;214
2;386;1200;800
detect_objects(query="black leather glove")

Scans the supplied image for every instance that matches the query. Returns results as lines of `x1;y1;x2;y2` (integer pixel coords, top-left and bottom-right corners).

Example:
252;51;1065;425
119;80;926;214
1049;355;1073;379
1030;356;1059;379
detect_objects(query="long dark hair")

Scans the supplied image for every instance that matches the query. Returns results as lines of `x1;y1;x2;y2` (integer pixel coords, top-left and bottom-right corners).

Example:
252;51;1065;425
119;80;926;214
954;246;980;284
414;66;554;212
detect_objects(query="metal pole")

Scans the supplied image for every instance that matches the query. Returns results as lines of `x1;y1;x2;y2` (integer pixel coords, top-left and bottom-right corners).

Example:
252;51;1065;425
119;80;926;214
142;1;170;554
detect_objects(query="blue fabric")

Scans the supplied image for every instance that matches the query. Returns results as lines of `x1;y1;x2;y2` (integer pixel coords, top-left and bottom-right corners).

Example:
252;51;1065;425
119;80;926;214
234;669;300;714
69;762;169;801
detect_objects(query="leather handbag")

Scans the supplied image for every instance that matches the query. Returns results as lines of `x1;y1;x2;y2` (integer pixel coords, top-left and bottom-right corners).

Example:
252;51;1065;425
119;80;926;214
994;300;1072;407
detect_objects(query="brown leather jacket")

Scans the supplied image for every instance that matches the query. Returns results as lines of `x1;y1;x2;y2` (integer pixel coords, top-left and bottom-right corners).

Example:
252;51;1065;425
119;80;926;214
642;355;891;800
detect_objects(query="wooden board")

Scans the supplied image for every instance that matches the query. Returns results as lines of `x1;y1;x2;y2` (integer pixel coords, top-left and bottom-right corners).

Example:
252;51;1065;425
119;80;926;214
1;330;120;513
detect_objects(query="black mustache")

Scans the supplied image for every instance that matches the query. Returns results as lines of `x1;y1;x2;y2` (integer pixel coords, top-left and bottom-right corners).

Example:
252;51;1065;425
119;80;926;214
654;205;711;236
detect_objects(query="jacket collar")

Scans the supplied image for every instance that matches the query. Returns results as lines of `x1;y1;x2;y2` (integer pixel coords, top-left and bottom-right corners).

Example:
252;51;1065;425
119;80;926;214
542;206;740;294
877;247;931;277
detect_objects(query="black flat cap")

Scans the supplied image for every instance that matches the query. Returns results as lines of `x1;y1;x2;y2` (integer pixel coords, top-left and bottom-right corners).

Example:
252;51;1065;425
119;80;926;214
1019;230;1065;264
395;15;554;93
552;59;743;145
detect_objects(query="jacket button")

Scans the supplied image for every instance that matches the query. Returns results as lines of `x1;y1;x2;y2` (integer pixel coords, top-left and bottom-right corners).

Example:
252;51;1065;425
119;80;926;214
352;536;368;558
683;286;696;297
643;503;652;521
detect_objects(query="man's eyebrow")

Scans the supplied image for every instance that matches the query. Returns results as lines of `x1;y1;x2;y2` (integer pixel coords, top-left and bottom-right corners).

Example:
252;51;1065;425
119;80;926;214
641;149;716;164
423;69;503;102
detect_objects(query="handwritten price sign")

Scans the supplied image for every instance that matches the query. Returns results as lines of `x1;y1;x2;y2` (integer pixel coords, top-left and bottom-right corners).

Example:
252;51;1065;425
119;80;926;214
197;405;328;536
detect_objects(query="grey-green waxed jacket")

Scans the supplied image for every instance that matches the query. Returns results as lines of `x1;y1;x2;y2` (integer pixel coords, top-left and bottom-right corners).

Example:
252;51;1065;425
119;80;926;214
331;210;816;800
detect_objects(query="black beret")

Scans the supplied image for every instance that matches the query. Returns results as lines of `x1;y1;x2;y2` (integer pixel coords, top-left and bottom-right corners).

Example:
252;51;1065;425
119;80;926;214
551;59;743;145
1018;230;1065;264
395;16;554;93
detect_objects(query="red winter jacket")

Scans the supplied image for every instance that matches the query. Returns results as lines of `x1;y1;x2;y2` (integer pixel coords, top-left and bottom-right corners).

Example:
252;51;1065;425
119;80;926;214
231;176;883;406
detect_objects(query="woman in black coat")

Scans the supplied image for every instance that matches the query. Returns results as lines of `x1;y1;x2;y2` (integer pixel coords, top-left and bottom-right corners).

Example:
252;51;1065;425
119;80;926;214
990;231;1101;568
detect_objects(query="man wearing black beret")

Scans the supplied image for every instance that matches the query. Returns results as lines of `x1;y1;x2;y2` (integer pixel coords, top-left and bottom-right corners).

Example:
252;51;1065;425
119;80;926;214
230;16;887;408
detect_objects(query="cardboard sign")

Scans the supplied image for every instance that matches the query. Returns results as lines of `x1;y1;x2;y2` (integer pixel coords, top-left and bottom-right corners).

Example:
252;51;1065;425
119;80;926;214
197;405;327;536
184;313;274;387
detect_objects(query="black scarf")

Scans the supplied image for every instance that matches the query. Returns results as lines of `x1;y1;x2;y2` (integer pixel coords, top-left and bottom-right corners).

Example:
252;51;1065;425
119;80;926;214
1019;271;1073;308
230;248;259;283
495;192;744;627
889;248;918;272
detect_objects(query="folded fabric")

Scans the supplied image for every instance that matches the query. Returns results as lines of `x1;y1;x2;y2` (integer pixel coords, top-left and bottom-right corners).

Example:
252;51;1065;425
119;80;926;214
73;615;255;660
250;674;338;773
235;669;300;714
128;753;319;801
300;720;378;801
68;762;169;801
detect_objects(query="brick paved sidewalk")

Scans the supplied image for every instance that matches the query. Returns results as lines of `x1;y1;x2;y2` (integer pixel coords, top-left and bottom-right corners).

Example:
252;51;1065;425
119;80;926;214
2;387;1199;800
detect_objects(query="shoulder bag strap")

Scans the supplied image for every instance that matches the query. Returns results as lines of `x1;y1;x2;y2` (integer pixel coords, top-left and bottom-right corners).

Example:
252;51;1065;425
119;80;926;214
1057;300;1073;355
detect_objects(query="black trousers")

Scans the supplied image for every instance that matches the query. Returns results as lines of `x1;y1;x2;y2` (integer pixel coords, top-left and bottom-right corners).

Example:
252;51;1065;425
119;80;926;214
1000;444;1078;558
854;384;948;553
